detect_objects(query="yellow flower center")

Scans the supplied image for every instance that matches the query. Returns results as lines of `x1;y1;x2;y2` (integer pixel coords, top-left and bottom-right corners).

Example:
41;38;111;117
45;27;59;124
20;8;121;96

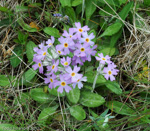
85;38;89;42
64;62;68;66
70;35;72;38
108;71;112;75
79;28;83;32
71;72;75;77
43;52;46;56
77;79;80;82
49;43;52;46
80;48;85;52
61;82;66;86
64;43;68;47
52;65;55;69
58;51;61;54
102;58;106;61
50;78;53;83
38;63;41;67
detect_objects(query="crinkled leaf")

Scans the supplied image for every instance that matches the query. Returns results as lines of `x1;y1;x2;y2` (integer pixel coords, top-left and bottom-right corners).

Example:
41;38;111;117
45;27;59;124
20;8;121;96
66;87;80;104
30;88;56;103
85;72;106;84
106;101;135;116
79;91;105;107
43;27;60;38
38;105;58;124
48;86;66;97
21;68;37;85
26;41;37;63
105;81;122;95
70;105;86;120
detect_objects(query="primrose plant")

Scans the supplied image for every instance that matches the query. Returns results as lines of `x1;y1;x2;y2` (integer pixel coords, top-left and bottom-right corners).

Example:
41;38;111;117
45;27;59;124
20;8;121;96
32;22;119;93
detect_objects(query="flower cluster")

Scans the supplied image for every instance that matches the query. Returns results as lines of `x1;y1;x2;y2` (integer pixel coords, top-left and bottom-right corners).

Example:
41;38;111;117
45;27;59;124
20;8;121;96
95;53;119;81
32;22;97;93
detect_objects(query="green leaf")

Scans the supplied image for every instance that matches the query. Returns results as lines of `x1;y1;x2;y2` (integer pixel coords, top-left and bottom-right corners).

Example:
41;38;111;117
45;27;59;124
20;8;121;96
64;7;76;23
106;101;135;116
100;22;122;37
43;27;60;38
117;1;134;22
98;0;119;7
26;41;37;63
72;0;82;6
105;81;122;95
21;68;37;85
66;87;80;104
70;105;86;120
118;0;127;5
10;45;23;68
15;5;28;12
0;75;16;87
85;72;106;84
0;18;11;27
85;0;97;24
60;0;72;7
96;47;116;56
0;6;8;12
38;105;58;124
48;86;66;97
110;1;133;47
144;0;150;6
79;91;105;107
0;124;20;131
30;88;56;103
18;31;24;42
17;18;37;32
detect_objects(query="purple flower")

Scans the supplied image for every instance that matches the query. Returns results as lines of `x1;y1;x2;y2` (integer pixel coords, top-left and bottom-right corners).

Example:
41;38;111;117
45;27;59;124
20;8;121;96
96;53;111;65
46;36;55;47
73;22;89;38
55;75;72;93
65;66;83;82
103;66;118;81
35;48;48;60
44;74;58;89
46;59;59;75
61;57;71;67
72;56;87;65
74;43;91;57
86;45;97;61
56;46;65;55
80;32;95;46
72;76;87;89
56;37;74;55
32;60;43;74
62;28;77;40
